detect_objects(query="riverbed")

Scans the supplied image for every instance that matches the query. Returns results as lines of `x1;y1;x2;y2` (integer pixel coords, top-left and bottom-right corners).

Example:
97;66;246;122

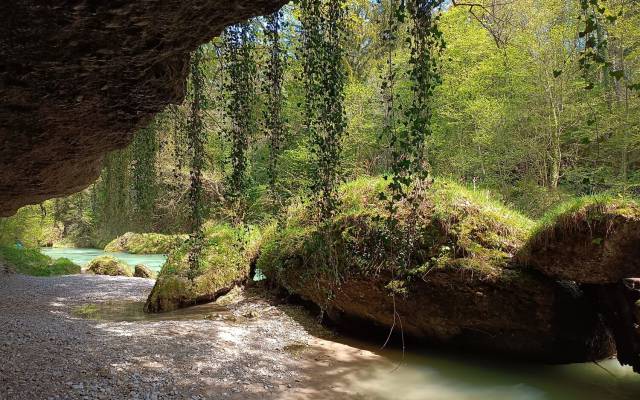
0;272;638;399
40;247;167;272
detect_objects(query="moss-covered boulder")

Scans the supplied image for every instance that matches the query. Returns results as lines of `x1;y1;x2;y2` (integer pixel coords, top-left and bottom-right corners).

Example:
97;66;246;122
104;232;187;254
85;256;133;277
258;177;614;362
519;196;640;284
144;224;258;313
134;264;155;279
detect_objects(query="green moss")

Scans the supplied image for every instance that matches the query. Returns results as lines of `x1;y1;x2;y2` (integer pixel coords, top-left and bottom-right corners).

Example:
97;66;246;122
104;232;187;254
257;176;534;298
0;246;80;276
145;224;259;312
85;256;133;277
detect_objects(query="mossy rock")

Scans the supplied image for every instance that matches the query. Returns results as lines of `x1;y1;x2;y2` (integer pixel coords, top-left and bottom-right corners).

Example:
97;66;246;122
519;195;640;283
144;224;259;313
257;177;613;362
134;264;155;278
104;232;187;254
85;256;133;277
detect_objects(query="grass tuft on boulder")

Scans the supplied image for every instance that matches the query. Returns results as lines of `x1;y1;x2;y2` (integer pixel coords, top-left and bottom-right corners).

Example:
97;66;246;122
144;224;259;313
259;176;534;291
518;195;640;283
85;256;133;277
104;232;187;254
0;246;80;276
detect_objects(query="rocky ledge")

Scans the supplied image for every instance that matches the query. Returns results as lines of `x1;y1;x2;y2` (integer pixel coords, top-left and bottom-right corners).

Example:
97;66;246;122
0;0;286;216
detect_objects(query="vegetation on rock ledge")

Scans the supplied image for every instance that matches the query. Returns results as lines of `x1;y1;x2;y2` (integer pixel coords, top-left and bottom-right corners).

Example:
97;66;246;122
144;224;260;313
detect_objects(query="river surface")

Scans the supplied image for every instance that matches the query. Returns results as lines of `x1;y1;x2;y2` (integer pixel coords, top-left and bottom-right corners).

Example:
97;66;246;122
40;247;167;272
73;296;640;400
33;250;640;399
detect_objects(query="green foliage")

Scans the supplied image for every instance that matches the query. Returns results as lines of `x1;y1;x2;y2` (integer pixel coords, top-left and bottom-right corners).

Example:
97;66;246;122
131;120;158;229
263;10;288;199
258;176;533;300
0;204;53;247
186;45;208;278
300;0;348;219
0;246;80;276
222;23;259;201
11;0;639;252
104;232;187;254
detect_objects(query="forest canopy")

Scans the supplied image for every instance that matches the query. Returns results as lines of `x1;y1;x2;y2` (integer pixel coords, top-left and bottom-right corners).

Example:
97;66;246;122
1;0;638;248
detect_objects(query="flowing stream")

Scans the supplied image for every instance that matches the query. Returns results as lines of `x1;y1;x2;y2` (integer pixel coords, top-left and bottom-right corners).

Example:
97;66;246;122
39;248;640;399
40;247;167;272
71;297;640;400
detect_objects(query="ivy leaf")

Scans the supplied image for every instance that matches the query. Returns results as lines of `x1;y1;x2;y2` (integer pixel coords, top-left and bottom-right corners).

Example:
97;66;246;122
627;82;640;91
609;70;624;80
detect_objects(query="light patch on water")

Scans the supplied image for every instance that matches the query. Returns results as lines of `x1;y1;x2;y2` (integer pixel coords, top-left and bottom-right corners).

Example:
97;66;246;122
346;364;546;400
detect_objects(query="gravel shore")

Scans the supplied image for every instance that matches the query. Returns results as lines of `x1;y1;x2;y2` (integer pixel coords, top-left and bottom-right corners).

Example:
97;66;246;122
0;273;386;400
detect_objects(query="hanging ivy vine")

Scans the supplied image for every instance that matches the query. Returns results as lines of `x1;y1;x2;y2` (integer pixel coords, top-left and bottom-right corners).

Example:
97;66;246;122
379;0;404;174
379;0;445;266
186;45;207;279
131;119;158;229
221;22;258;204
300;0;348;219
263;10;287;196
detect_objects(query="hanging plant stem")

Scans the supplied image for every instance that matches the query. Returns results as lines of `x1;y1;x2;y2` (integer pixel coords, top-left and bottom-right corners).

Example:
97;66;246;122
186;45;206;279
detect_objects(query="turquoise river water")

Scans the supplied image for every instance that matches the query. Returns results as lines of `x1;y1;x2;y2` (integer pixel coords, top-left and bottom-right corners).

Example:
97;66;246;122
40;247;167;272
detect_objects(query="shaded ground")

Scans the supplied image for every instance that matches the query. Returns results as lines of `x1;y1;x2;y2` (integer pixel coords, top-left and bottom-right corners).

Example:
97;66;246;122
0;274;390;400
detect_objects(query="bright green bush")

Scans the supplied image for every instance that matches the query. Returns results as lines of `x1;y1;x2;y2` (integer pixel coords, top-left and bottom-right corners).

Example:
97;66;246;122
0;246;80;276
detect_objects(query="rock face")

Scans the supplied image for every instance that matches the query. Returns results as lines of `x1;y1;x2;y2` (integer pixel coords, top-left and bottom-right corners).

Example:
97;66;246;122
0;0;286;216
134;264;154;278
520;199;640;284
85;256;132;277
278;267;614;362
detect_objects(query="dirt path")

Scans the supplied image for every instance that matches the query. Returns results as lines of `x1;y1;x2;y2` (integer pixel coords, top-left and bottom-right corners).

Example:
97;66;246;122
0;273;392;400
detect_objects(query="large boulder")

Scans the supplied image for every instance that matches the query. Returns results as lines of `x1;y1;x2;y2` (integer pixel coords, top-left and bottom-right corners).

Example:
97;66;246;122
258;177;614;362
105;232;187;254
144;224;258;313
519;197;640;284
85;256;132;277
134;264;155;279
0;0;287;216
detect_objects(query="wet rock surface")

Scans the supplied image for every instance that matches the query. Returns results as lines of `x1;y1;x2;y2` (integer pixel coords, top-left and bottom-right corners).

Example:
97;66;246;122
276;266;615;364
0;0;286;216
